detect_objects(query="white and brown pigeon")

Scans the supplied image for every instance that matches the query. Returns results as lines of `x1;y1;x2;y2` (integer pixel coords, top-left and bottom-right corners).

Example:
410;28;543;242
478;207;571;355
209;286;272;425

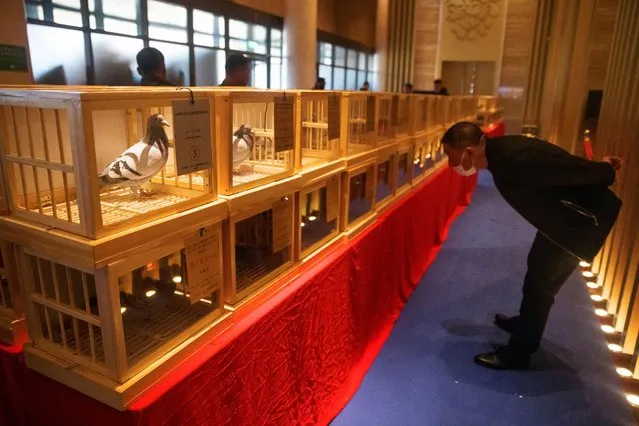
98;114;170;195
232;124;255;168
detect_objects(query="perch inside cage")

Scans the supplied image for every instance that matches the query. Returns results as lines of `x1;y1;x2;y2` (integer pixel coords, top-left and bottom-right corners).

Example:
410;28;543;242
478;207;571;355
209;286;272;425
300;96;340;167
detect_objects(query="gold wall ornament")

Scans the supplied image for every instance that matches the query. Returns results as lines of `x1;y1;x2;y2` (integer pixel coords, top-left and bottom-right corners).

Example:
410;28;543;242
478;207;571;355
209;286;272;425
445;0;503;41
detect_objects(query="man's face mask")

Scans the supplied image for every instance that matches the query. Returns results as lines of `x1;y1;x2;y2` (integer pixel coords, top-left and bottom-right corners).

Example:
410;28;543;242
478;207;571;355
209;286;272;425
452;150;477;176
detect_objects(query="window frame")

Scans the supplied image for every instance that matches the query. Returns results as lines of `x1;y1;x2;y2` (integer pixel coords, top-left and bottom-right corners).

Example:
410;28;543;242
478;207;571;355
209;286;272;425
24;0;284;87
315;30;375;91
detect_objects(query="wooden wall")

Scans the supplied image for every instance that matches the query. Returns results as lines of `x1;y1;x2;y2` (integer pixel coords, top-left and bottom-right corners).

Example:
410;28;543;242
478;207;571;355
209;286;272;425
412;0;441;91
498;0;536;134
586;0;620;90
0;0;32;84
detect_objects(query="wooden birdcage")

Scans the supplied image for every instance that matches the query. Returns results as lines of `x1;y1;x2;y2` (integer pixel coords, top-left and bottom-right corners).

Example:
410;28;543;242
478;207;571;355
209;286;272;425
340;159;376;237
0;240;27;346
425;95;443;130
0;160;7;215
295;91;346;177
410;95;427;136
394;94;411;139
295;170;344;261
344;91;375;156
374;143;399;212
214;90;296;195
0;88;216;239
411;133;428;185
0;199;228;410
222;175;299;306
375;93;394;146
396;138;414;196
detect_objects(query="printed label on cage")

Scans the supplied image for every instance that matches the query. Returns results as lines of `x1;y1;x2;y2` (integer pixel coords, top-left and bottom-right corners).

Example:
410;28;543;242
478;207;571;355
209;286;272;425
328;95;341;140
274;95;295;153
272;197;292;254
172;98;213;176
391;95;399;126
366;95;375;132
185;227;221;304
326;177;340;222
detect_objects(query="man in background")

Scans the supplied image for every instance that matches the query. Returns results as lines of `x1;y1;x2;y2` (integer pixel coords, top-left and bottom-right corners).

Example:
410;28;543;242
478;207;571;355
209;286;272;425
220;54;251;87
403;82;413;94
136;47;174;86
313;77;326;90
433;79;449;95
360;81;370;91
441;121;622;370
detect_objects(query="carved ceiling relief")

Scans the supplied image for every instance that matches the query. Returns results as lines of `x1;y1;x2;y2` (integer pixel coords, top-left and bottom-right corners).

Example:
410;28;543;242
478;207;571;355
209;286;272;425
445;0;503;41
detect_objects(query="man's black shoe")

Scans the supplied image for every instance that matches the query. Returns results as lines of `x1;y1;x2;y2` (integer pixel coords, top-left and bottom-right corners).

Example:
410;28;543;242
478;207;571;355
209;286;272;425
474;346;530;370
494;313;519;334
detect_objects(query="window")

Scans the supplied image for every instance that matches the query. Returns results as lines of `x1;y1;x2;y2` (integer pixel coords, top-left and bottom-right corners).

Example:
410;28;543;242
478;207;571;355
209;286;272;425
315;38;375;90
25;0;284;87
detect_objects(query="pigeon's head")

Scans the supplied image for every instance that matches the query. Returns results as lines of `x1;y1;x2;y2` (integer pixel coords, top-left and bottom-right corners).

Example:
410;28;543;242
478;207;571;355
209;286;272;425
233;124;253;139
148;114;170;129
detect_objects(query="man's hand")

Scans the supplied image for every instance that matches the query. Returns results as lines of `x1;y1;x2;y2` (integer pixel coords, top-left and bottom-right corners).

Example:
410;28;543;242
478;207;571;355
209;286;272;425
603;156;623;171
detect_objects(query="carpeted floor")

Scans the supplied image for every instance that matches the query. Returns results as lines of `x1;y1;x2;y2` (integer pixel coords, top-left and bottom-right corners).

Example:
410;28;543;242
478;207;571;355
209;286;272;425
333;171;635;426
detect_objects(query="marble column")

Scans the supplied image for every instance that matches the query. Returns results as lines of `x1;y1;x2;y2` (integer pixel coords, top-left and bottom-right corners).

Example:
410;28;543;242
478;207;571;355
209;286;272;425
375;0;390;91
284;0;317;89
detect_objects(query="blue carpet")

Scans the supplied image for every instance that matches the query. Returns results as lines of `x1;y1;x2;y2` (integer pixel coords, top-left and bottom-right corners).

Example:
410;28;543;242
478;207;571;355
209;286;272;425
333;171;635;426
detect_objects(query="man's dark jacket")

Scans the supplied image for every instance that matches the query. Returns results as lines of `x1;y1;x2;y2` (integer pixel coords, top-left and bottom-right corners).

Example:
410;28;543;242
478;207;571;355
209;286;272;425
486;135;622;262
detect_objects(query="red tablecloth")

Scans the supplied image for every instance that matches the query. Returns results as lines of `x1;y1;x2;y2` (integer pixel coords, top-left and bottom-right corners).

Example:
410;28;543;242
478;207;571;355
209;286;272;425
1;134;497;425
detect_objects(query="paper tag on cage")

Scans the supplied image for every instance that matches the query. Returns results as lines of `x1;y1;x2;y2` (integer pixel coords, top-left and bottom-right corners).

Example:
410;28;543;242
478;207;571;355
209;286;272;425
391;95;399;126
366;95;375;132
172;98;213;176
326;176;340;222
272;197;292;254
327;95;341;141
274;95;295;153
184;226;221;305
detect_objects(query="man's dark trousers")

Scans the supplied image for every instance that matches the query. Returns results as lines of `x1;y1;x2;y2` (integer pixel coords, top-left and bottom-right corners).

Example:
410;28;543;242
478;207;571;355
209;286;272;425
508;231;580;355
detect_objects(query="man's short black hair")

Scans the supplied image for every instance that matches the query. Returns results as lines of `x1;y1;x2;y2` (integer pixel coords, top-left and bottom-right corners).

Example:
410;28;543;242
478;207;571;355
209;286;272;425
226;54;251;73
434;79;442;84
403;82;413;88
441;121;485;149
136;47;165;74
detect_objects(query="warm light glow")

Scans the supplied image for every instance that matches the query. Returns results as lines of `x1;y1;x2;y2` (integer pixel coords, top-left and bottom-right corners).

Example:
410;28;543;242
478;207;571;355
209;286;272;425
601;325;615;334
582;271;594;278
413;158;420;165
301;222;306;228
145;289;157;298
591;295;604;302
627;394;639;406
425;154;432;159
120;307;127;314
617;367;632;377
146;262;155;271
200;298;212;304
579;261;591;267
174;290;185;296
609;343;623;352
595;308;608;317
172;276;182;283
587;281;599;289
308;216;317;222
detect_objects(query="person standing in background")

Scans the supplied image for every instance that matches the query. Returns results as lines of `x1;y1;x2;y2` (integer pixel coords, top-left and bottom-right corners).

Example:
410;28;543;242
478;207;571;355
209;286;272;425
403;83;413;94
312;77;326;90
136;47;175;86
434;79;449;95
360;81;370;91
220;54;252;87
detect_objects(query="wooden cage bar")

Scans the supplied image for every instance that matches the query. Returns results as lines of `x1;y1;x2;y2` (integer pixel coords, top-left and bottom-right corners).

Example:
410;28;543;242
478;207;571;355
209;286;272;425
0;240;27;346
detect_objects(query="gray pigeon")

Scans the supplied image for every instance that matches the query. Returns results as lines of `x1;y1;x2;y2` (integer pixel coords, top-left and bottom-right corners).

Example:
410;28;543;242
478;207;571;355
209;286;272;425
98;114;170;195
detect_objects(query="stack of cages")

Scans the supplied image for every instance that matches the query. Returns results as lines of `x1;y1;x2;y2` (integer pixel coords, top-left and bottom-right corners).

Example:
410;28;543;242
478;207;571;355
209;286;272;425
214;89;296;195
0;87;228;409
394;94;414;195
222;175;299;306
341;92;378;235
293;91;346;260
409;95;428;185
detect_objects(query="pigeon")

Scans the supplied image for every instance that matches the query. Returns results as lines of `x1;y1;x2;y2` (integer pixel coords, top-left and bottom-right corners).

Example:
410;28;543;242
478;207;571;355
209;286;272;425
98;114;170;195
232;124;255;168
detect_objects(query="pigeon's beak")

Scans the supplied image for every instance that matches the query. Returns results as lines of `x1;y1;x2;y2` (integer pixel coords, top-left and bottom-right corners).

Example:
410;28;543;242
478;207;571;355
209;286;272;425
161;120;170;127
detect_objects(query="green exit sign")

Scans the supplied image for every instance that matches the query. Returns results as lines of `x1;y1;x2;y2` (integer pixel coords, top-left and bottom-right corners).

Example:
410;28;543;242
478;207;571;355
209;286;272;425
0;44;28;72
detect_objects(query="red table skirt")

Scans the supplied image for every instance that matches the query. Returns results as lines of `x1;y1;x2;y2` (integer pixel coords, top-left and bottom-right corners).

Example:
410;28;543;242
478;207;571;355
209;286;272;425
1;165;481;426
